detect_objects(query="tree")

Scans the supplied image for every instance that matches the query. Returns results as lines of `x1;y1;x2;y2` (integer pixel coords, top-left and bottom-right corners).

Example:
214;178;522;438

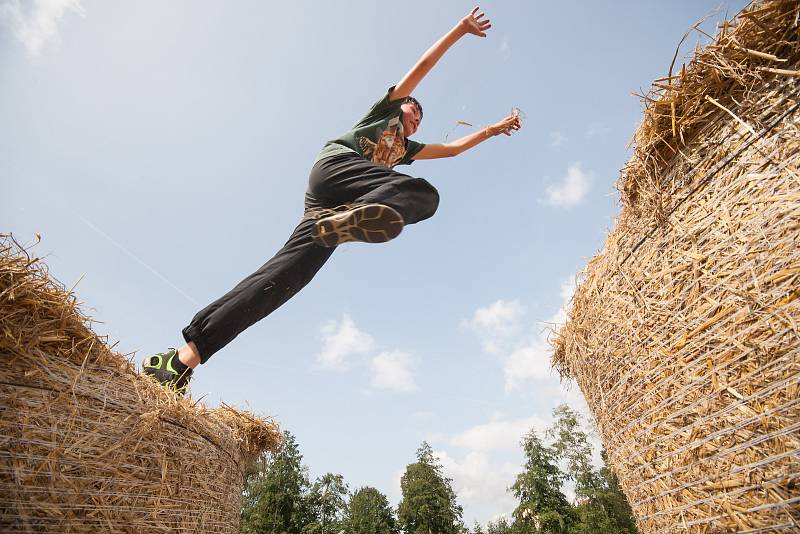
510;430;575;533
345;486;399;534
546;405;599;500
303;473;349;534
485;517;514;534
398;442;464;534
241;431;312;533
590;450;638;533
547;405;638;534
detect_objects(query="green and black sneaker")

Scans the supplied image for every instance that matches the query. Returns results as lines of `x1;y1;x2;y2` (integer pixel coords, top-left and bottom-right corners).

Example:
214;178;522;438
142;348;193;396
311;203;404;248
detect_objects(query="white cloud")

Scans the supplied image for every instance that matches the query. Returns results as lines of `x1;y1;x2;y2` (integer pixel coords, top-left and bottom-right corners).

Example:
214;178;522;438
553;276;577;326
504;341;554;390
0;0;84;56
450;415;547;452
437;449;518;524
543;162;592;208
370;350;417;392
433;401;599;525
550;131;567;147
585;123;611;139
503;277;576;391
316;315;420;394
463;279;577;392
395;278;589;525
463;299;525;355
316;314;374;370
499;35;511;61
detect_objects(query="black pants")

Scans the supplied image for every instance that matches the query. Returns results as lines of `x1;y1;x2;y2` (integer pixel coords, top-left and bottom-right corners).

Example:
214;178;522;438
182;153;440;362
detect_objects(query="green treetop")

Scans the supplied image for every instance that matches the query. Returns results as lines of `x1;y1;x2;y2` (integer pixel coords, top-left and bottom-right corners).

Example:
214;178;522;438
241;430;312;534
303;473;349;534
510;429;575;533
345;486;399;534
398;442;464;534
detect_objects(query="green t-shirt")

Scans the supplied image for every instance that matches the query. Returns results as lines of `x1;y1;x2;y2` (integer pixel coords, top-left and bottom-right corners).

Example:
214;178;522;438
315;87;426;168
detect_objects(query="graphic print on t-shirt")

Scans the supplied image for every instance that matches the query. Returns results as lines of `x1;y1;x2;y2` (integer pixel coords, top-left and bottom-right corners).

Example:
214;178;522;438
358;116;407;168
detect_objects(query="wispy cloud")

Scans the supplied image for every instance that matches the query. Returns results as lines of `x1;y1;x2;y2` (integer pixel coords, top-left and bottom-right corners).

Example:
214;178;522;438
431;396;601;525
317;315;419;393
0;0;85;56
450;415;547;452
503;342;553;390
434;414;550;524
503;277;576;391
316;314;375;370
465;279;577;392
549;131;567;147
499;35;511;61
437;449;518;520
585;122;611;139
462;299;524;355
542;162;592;208
370;350;417;392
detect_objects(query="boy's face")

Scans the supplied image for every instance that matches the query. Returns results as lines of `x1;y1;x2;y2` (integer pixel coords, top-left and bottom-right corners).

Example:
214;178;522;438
400;101;421;137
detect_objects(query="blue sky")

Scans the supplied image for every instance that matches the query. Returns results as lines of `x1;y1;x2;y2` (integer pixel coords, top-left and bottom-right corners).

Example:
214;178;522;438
1;0;747;525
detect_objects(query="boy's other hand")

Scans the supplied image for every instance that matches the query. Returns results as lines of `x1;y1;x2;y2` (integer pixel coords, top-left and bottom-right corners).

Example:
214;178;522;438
460;7;492;38
488;114;522;137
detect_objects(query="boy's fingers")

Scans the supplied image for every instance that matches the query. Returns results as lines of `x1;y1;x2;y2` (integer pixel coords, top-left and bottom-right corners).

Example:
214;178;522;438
471;6;480;16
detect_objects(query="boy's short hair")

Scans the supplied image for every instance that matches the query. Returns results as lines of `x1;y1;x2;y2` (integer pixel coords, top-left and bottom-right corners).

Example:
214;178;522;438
405;96;423;119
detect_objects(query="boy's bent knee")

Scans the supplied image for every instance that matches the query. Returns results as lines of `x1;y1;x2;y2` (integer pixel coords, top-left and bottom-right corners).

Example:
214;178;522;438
414;178;440;222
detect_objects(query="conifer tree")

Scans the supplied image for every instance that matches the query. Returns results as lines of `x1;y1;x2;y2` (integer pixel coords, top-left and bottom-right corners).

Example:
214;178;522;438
304;473;349;534
398;442;464;534
547;405;638;533
345;486;399;534
241;431;312;533
510;430;575;533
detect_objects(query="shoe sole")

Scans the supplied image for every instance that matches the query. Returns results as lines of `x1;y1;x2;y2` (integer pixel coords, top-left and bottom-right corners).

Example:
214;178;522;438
312;205;404;248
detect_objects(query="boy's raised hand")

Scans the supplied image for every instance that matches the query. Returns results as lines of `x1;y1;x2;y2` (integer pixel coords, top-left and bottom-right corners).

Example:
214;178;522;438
488;113;522;137
460;7;492;37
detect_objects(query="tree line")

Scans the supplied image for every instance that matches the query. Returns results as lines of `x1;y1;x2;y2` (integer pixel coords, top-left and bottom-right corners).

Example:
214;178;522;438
240;404;638;533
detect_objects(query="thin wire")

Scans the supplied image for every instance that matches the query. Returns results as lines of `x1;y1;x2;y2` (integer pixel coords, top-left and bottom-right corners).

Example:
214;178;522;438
79;216;199;306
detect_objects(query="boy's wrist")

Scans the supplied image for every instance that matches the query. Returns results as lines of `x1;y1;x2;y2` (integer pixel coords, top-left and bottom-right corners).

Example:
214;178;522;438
452;23;468;38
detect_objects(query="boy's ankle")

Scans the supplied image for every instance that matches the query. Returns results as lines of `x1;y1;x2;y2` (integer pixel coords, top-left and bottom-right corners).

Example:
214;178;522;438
178;342;202;369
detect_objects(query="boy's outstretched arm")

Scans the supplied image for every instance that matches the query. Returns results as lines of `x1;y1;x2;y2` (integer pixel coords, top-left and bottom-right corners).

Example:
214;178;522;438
414;112;522;160
389;7;491;102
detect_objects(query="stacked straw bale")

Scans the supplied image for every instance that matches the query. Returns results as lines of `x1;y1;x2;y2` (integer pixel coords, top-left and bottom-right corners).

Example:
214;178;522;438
552;1;799;532
0;235;281;533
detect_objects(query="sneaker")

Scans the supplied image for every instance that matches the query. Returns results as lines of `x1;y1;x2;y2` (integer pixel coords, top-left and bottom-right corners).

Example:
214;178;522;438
142;348;193;396
311;203;404;248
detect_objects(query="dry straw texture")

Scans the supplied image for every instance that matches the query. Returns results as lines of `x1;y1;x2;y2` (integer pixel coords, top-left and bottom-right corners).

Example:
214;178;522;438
0;235;281;533
552;1;799;532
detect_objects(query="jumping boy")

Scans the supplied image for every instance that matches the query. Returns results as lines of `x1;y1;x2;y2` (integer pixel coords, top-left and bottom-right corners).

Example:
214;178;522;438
144;6;522;394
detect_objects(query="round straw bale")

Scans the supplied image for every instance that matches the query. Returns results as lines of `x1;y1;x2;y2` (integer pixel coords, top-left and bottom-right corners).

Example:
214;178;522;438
0;235;281;533
553;1;800;532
